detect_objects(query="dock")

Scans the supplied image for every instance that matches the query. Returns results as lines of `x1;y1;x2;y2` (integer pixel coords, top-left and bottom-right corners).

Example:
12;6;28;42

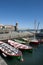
0;56;7;65
0;31;33;41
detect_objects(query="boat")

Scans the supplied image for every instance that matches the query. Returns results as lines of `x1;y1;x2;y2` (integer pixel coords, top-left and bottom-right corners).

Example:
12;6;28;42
29;20;39;45
22;38;29;41
29;33;39;44
22;37;39;44
13;39;26;44
8;40;33;52
0;41;24;61
30;38;39;44
38;39;43;43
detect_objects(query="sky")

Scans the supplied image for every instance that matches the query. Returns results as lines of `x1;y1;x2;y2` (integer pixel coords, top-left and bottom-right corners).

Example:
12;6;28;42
0;0;43;29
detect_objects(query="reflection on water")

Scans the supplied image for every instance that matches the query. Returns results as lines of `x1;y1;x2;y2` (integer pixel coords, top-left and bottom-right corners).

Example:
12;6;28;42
0;43;43;65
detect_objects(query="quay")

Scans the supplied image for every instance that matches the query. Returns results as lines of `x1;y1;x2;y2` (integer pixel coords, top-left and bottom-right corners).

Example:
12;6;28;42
0;56;7;65
0;31;33;41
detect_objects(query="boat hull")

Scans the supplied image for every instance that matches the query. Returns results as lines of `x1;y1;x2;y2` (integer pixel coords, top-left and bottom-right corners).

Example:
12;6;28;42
19;48;33;53
38;39;43;43
0;41;22;57
8;40;33;53
30;41;39;44
0;42;24;61
29;39;39;45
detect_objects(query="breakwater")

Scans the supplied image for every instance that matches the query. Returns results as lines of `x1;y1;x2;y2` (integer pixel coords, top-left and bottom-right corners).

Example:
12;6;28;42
0;31;33;40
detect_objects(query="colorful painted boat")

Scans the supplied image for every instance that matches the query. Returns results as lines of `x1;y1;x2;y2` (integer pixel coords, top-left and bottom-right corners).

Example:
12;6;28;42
22;38;29;41
13;39;26;44
8;40;33;52
22;38;39;44
0;41;24;61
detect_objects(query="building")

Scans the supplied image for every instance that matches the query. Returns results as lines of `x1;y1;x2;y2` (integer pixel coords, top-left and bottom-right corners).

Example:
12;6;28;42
0;24;4;29
0;23;18;33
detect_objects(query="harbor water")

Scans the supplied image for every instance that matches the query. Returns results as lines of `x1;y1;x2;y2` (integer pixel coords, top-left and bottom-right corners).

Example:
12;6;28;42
0;43;43;65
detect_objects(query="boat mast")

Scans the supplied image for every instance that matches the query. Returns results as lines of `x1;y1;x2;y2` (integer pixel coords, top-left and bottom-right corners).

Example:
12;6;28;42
34;20;40;38
34;20;36;39
36;22;40;33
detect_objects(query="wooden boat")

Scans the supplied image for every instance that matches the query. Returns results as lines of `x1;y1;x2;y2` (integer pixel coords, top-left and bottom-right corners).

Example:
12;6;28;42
22;37;39;44
0;41;24;61
13;39;26;44
8;40;33;52
22;38;29;41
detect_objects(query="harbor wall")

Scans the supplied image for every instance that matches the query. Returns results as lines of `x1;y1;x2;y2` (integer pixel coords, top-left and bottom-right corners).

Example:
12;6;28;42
0;31;33;40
